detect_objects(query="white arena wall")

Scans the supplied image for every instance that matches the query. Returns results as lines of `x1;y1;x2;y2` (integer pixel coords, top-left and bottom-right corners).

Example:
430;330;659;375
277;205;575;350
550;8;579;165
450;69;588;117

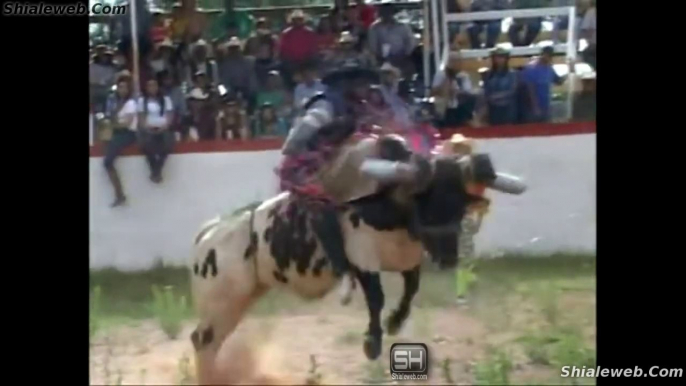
89;125;596;271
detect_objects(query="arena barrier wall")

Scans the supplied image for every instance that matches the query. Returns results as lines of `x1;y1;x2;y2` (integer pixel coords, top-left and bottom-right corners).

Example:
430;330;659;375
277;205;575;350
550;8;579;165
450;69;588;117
89;122;596;271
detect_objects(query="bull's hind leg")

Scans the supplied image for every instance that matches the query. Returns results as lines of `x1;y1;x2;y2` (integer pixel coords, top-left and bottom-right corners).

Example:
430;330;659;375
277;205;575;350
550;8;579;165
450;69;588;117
192;285;268;385
354;268;385;360
385;265;421;335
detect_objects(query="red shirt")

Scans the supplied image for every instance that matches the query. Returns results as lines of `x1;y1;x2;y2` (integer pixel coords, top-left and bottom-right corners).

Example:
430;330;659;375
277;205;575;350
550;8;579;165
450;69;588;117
150;26;168;43
278;26;319;62
316;33;337;52
359;4;377;29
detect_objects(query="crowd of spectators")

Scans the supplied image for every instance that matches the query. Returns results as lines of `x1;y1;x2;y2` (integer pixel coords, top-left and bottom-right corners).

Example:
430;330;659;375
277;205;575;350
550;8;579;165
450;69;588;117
91;0;596;206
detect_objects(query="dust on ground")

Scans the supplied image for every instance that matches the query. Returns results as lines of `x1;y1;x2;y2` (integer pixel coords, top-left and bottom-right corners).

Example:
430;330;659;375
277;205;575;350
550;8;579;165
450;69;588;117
90;256;596;385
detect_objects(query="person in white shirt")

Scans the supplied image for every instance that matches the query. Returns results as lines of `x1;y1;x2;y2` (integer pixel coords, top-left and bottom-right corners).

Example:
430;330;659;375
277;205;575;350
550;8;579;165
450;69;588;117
103;72;138;207
430;51;477;128
138;77;175;183
293;62;326;112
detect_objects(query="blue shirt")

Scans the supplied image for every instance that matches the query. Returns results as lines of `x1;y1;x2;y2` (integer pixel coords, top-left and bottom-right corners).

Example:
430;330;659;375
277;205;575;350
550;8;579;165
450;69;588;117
520;62;562;115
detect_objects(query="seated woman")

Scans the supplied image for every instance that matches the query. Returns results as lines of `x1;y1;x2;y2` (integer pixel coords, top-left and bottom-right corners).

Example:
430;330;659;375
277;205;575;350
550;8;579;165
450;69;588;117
252;102;289;138
215;94;250;140
137;77;175;183
102;72;137;207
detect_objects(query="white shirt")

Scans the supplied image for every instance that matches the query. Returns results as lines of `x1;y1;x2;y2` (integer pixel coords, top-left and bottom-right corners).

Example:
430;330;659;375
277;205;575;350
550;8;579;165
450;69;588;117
117;99;139;131
432;70;473;109
137;96;173;129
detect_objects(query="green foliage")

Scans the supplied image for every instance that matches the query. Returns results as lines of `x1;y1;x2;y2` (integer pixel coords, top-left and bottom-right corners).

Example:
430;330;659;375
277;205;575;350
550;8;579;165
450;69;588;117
90;286;102;339
473;348;514;385
151;285;188;339
456;261;478;298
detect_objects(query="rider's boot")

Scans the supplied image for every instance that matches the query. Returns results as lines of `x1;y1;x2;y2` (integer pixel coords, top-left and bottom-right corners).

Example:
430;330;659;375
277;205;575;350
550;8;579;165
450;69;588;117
310;204;350;278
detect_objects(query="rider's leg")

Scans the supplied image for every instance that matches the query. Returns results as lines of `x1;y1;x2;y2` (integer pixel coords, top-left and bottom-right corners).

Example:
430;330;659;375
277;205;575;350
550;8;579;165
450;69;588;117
310;203;350;277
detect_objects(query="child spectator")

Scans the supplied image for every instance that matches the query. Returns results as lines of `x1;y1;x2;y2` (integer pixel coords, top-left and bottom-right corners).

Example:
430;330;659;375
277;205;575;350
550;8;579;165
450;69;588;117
137;78;175;183
293;63;326;111
159;70;188;141
256;70;290;120
103;72;137;207
253;102;289;138
216;94;250;140
187;87;215;141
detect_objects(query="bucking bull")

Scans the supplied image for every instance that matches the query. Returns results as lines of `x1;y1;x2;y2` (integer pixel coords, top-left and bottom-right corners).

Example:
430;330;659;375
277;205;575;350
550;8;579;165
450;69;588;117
189;133;526;384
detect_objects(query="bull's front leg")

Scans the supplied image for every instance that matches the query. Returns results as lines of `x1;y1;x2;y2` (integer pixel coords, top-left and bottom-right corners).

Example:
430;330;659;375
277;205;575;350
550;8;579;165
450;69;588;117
385;265;421;335
354;268;385;360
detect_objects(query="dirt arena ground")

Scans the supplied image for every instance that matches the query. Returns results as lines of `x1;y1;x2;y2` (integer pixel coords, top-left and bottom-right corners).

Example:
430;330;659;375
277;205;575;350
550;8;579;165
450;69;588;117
89;255;596;385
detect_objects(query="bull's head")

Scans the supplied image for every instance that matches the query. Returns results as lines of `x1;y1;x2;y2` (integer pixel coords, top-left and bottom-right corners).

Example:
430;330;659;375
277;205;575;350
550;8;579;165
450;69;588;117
403;153;526;270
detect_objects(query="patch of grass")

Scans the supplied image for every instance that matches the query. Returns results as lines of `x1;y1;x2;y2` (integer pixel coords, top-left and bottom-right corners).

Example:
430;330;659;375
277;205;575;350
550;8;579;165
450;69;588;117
441;357;456;385
473;348;513;385
151;285;188;339
176;353;194;385
90;286;102;339
336;330;362;345
456;261;478;299
536;282;561;327
550;330;596;369
362;360;387;384
518;327;595;370
305;354;323;385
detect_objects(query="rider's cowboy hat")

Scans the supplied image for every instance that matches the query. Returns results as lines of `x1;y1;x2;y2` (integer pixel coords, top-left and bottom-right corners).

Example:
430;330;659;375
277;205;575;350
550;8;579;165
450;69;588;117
322;58;379;86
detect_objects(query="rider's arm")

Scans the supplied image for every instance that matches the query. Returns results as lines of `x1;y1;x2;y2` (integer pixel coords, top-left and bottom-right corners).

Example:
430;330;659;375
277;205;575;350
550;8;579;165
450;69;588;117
281;100;334;155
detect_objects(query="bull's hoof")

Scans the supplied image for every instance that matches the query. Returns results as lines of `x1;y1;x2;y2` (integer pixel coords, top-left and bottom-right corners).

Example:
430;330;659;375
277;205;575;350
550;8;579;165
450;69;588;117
363;334;382;360
385;312;407;336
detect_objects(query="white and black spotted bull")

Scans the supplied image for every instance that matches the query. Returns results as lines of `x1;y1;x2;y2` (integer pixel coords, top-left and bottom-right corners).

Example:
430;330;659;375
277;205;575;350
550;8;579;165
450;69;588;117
189;139;524;384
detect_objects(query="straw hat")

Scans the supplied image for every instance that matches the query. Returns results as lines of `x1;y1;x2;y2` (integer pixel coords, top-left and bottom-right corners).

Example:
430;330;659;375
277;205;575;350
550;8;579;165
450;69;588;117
188;87;209;100
449;134;474;146
289;9;306;21
225;36;242;48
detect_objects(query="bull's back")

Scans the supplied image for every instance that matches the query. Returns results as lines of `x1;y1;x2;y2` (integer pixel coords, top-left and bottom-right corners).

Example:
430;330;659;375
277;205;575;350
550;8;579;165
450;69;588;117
252;193;340;299
190;212;258;317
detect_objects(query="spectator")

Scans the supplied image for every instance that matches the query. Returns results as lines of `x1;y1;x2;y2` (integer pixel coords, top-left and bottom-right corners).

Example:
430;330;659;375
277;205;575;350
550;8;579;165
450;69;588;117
253;102;289;138
253;43;280;90
367;2;417;76
431;51;477;128
149;39;174;75
103;72;137;207
150;10;170;44
216;95;250;140
330;32;374;69
519;46;570;123
187;39;219;87
90;45;117;113
219;37;259;112
244;17;278;58
137;78;175;183
256;70;290;120
378;62;411;127
365;85;394;127
572;72;595;121
293;63;326;111
578;0;596;69
355;0;377;30
278;9;319;89
315;16;338;59
508;0;547;47
187;87;215;141
159;70;188;140
482;47;518;125
468;1;509;49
